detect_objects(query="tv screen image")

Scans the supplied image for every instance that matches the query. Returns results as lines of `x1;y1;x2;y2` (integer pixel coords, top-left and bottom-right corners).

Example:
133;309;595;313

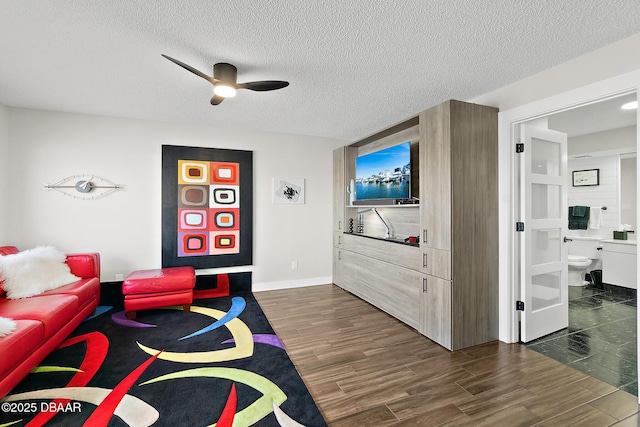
355;142;411;202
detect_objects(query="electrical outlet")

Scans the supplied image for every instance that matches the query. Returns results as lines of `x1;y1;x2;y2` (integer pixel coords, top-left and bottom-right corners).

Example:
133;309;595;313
291;261;298;270
115;273;124;281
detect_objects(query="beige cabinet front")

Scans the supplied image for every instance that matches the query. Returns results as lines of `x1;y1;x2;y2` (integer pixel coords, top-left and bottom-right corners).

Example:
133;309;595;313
420;275;452;349
333;148;346;232
339;249;421;330
419;103;452;251
422;247;452;280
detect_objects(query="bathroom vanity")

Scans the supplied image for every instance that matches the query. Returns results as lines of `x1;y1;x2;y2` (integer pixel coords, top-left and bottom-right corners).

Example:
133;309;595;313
602;239;637;289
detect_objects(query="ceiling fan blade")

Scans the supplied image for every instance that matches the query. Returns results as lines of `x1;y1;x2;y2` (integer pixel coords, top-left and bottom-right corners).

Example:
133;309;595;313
162;54;214;84
210;95;225;106
237;80;289;91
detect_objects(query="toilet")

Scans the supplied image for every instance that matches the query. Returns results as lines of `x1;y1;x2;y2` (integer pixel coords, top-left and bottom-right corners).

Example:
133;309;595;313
567;236;603;286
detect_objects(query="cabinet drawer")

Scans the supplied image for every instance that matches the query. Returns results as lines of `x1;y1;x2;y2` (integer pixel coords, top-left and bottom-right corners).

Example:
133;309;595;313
341;233;421;271
602;242;637;255
421;248;451;280
340;249;421;329
334;231;344;247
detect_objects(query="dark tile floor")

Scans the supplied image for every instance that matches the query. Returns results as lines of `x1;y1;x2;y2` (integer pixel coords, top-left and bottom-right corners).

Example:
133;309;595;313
527;283;638;396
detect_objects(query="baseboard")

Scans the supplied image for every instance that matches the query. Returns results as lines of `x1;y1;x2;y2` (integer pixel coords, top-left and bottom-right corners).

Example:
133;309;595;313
253;276;333;292
102;274;330;299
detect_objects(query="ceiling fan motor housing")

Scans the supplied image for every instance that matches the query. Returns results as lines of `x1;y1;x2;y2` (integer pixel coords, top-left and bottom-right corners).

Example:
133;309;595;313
214;63;238;84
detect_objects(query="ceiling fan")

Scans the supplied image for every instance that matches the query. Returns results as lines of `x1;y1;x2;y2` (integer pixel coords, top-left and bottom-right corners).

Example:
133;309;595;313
162;54;289;105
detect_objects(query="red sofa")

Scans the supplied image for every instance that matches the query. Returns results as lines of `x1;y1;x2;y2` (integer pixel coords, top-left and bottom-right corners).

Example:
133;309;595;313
0;246;100;398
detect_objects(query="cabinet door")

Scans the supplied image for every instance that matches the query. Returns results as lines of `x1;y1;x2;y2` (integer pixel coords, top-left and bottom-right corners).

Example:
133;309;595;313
333;147;346;232
602;244;637;289
341;250;421;330
420;275;452;349
422;248;451;280
419;103;451;250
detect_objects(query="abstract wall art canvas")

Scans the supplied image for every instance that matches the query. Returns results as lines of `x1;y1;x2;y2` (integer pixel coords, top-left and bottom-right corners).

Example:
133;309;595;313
273;177;305;204
162;145;253;268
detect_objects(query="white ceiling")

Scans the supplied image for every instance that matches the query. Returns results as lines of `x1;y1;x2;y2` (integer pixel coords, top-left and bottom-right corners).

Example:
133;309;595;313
1;1;639;142
549;93;638;138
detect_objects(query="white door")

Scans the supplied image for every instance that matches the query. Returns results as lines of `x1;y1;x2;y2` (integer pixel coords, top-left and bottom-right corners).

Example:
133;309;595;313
519;124;569;342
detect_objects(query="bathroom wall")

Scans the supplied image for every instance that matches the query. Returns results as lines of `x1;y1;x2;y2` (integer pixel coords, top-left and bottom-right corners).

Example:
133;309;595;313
567;155;619;239
620;156;637;230
567;123;636;239
568;126;636;157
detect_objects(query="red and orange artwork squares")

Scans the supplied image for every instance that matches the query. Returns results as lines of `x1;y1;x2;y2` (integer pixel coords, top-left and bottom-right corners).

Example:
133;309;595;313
176;159;242;258
209;231;239;254
210;162;239;185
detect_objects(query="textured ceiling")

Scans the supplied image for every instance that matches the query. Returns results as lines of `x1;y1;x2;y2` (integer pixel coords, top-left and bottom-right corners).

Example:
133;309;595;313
1;1;639;141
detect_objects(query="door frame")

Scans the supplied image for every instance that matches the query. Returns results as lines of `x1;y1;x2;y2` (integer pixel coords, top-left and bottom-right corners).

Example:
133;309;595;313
498;69;640;345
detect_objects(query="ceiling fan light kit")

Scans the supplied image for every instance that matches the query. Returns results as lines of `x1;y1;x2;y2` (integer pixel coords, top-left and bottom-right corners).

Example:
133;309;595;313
214;84;236;98
162;54;289;105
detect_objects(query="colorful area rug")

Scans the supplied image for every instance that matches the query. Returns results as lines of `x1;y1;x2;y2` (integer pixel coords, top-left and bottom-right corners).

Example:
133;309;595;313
0;293;327;426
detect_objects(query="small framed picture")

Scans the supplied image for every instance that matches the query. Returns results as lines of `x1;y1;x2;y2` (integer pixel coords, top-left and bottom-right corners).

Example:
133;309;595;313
572;169;599;187
273;178;305;204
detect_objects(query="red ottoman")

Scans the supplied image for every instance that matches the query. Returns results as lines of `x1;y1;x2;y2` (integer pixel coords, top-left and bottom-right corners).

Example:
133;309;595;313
123;267;195;320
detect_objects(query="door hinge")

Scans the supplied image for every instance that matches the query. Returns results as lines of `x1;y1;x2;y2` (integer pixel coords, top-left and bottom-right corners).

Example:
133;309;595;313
516;301;525;311
516;143;524;153
516;222;525;232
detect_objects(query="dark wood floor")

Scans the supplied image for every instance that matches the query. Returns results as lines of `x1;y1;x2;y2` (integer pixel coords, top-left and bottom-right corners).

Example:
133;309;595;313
256;284;640;426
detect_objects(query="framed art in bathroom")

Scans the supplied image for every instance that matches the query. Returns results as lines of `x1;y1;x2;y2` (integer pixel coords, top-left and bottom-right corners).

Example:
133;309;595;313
572;169;599;187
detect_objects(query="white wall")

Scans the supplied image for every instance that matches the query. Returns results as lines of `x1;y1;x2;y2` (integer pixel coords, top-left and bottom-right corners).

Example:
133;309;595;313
565;125;637;237
568;126;636;157
567;155;620;239
0;103;8;243
6;108;347;290
621;156;637;229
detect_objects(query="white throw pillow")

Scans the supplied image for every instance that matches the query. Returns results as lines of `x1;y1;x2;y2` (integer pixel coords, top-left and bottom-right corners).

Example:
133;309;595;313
0;317;17;337
0;246;80;299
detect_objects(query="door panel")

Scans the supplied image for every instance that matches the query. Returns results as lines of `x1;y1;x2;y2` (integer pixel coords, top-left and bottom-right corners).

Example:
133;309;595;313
420;275;452;349
419;104;451;250
333;148;345;232
520;125;569;342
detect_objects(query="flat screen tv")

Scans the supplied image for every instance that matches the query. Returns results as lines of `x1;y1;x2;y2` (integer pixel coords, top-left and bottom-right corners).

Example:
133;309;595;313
354;141;411;204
